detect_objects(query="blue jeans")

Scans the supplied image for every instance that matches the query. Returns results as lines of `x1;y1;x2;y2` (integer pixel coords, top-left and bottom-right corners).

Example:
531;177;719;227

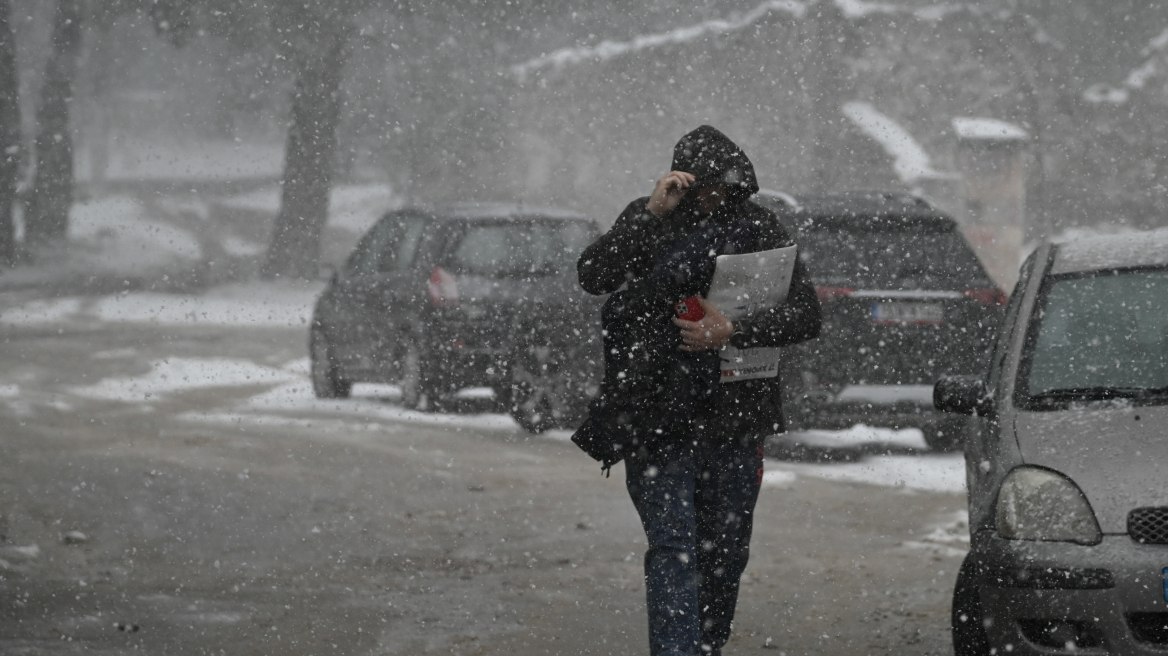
624;428;764;656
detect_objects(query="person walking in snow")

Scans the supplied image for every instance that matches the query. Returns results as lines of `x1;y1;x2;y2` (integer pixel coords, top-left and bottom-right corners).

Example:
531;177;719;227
572;125;822;656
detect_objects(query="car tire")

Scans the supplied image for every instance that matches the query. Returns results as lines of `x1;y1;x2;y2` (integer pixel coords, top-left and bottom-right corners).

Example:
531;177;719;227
310;327;351;399
925;416;966;452
400;338;437;410
952;554;990;656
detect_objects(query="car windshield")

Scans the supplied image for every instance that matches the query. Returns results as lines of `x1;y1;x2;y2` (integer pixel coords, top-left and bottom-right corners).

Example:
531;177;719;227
1019;267;1168;408
800;223;991;290
447;220;595;278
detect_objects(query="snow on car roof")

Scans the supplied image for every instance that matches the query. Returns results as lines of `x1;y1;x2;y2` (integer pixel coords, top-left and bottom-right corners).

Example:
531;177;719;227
951;117;1029;141
1053;227;1168;274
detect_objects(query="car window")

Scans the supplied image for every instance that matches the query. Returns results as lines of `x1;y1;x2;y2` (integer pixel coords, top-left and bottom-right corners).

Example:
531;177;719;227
987;250;1039;388
1017;267;1168;408
347;214;426;275
445;220;596;278
384;218;426;273
799;223;991;290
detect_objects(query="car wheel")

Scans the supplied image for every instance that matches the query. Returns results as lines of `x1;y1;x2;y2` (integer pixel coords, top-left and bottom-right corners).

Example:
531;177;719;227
925;416;966;452
509;344;577;433
399;338;437;410
952;554;990;656
310;327;351;399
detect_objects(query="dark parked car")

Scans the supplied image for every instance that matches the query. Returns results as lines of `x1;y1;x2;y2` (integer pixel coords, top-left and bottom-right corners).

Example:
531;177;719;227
753;190;1007;450
310;203;603;432
937;230;1168;655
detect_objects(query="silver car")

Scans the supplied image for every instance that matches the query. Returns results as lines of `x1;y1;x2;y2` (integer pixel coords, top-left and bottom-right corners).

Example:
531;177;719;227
935;229;1168;655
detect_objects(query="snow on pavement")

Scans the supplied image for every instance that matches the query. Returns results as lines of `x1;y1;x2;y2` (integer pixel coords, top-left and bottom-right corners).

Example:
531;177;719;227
70;358;302;402
0;196;204;285
765;453;966;494
901;510;970;557
69;196;203;266
772;424;928;451
0;281;321;329
56;352;966;496
228;380;519;433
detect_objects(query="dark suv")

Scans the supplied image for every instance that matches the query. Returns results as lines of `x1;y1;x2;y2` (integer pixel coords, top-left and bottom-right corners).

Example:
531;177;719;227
753;191;1006;450
309;203;603;431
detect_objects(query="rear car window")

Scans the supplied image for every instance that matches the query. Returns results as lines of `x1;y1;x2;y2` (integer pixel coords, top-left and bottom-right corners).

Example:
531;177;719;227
799;221;990;290
348;214;426;275
1018;267;1168;408
446;220;596;278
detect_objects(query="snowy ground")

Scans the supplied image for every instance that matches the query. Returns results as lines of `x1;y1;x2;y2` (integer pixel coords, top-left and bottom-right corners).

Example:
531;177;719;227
0;278;967;500
0;188;971;655
1;182;394;292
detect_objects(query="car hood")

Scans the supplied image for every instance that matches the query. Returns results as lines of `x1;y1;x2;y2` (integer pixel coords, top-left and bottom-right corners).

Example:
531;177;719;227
1014;405;1168;534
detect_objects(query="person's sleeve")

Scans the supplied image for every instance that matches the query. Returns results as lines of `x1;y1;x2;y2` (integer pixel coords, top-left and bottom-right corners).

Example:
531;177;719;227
577;198;659;295
728;250;822;349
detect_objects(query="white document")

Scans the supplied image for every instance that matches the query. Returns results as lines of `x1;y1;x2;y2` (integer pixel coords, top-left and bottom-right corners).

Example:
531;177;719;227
705;245;797;382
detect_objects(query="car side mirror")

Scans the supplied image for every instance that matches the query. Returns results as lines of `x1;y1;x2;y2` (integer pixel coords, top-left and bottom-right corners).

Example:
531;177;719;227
934;375;993;416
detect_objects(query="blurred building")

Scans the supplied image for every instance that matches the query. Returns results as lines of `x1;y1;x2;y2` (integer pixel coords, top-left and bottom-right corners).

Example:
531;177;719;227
951;117;1029;289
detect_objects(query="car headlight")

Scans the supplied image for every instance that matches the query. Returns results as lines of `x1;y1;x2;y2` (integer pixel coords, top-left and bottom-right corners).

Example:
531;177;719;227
996;467;1102;545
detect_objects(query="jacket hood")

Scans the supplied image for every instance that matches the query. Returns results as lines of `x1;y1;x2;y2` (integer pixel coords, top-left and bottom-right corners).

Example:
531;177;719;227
671;125;759;205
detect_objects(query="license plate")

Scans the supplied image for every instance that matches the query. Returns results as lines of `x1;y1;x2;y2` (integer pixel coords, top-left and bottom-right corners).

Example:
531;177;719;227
870;302;944;324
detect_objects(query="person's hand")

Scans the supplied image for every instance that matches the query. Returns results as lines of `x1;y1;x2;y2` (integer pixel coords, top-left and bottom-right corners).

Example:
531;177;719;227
673;298;733;352
646;171;696;217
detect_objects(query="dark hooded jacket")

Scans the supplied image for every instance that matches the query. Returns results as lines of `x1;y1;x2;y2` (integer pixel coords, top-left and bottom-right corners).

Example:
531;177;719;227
572;126;821;468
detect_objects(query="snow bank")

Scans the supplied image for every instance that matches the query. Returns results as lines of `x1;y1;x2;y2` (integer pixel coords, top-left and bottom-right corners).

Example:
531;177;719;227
841;101;956;183
70;196;202;265
217;183;395;235
901;509;970;557
952;117;1028;141
240;381;520;432
0;281;320;329
774;424;928;451
327;184;397;233
81;139;284;182
0;195;205;285
767;453;965;493
834;384;934;405
70;358;301;402
0;298;83;325
54;350;965;497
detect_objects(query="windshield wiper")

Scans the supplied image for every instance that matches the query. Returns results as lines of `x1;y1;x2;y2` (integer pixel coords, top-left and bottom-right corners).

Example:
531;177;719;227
1030;386;1168;402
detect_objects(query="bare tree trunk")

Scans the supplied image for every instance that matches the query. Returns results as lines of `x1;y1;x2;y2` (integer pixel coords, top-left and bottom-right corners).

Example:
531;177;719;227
261;31;348;279
0;0;19;265
809;2;850;192
26;0;81;245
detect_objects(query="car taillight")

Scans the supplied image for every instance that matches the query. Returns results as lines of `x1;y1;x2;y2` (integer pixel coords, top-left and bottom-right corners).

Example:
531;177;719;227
428;266;459;308
815;286;854;303
964;288;1007;306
